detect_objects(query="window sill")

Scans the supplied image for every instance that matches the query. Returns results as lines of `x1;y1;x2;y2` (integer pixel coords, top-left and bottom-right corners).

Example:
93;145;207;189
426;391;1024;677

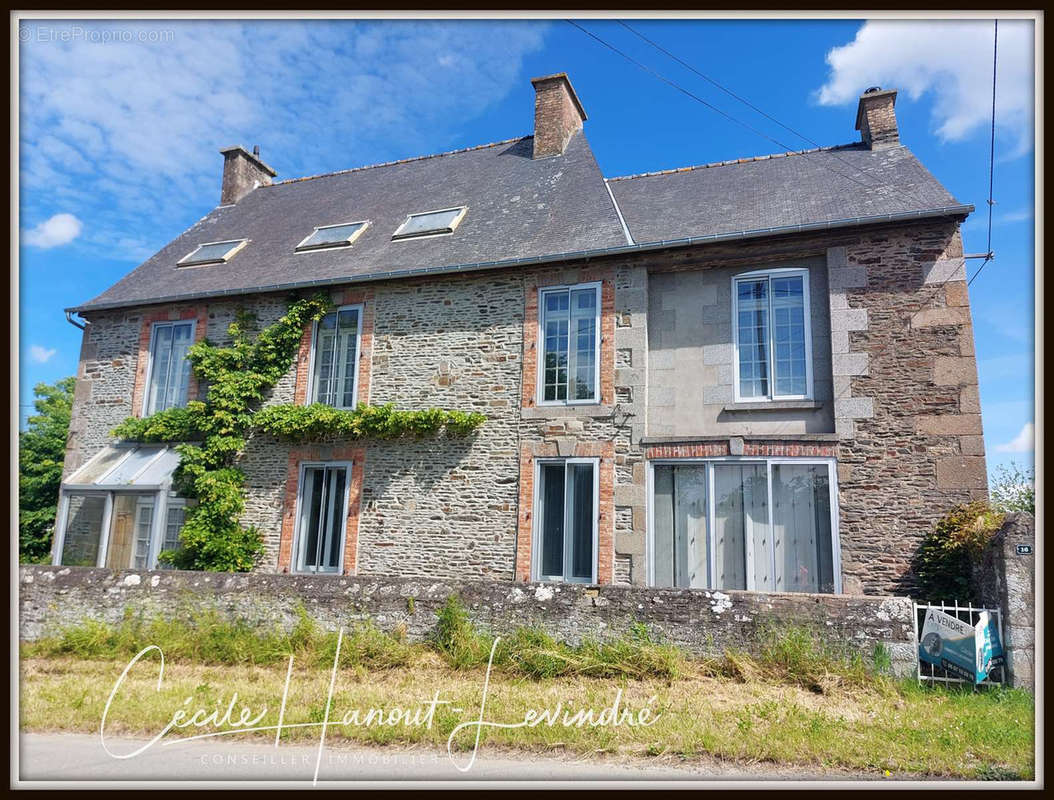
521;404;613;420
723;400;823;412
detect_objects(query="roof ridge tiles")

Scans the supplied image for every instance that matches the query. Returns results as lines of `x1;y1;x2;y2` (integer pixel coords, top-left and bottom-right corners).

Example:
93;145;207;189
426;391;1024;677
269;135;531;187
606;141;866;182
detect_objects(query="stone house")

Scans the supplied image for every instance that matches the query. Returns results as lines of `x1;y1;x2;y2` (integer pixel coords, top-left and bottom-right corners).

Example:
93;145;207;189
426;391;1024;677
54;73;986;596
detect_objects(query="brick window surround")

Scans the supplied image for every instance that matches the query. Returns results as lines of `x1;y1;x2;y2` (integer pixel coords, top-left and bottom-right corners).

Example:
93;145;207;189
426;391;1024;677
515;440;616;584
294;288;374;406
521;266;615;409
131;305;209;417
644;441;839;459
278;445;366;575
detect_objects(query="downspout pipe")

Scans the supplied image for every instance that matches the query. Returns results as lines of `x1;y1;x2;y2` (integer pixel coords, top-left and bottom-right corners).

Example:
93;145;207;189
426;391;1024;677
65;310;87;330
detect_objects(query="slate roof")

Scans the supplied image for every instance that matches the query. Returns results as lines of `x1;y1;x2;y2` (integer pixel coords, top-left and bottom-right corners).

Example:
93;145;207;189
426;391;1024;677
607;142;968;244
72;133;970;313
75;132;627;311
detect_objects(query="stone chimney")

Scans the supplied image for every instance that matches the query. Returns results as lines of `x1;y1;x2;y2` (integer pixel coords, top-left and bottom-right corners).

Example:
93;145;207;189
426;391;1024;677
531;73;587;159
219;145;276;204
855;87;899;149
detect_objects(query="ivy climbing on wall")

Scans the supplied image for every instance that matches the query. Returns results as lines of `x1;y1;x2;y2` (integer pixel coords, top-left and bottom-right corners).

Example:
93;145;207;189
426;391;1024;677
111;294;486;572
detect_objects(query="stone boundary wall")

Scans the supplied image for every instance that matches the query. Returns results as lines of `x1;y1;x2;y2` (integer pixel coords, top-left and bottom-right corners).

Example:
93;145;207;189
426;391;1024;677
19;565;916;676
975;512;1036;690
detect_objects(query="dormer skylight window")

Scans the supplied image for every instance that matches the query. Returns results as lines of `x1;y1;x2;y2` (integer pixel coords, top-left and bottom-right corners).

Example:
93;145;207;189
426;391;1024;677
177;239;248;267
391;207;467;240
295;221;369;253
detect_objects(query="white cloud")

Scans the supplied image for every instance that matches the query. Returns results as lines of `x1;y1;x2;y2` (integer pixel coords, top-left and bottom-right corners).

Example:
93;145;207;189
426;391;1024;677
996;422;1034;453
28;345;57;364
998;208;1033;225
816;20;1034;157
22;212;83;248
18;20;547;263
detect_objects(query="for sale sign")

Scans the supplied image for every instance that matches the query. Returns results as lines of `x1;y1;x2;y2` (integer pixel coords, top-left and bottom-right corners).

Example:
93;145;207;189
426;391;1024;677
918;608;1003;684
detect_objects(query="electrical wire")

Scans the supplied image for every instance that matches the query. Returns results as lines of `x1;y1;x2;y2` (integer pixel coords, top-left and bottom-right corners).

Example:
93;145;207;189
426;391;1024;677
567;19;940;211
569;18;997;310
567;17;1002;410
968;19;999;287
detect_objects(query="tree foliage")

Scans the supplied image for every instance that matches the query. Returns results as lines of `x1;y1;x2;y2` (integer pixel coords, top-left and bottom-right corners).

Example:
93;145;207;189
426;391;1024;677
989;462;1035;515
19;377;75;563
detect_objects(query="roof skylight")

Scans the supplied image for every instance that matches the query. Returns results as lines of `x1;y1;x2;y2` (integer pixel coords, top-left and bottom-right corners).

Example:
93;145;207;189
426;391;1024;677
391;207;467;240
295;221;369;252
177;239;248;267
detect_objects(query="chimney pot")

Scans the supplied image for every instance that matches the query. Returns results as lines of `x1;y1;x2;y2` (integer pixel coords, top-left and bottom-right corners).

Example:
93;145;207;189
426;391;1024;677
855;87;899;150
219;145;276;205
531;72;587;159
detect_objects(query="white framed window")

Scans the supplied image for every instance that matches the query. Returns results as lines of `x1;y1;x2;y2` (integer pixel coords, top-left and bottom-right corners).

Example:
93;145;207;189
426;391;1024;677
177;239;248;267
648;458;840;594
134;496;189;570
308;305;363;408
143;320;196;415
157;498;188;569
732;268;813;401
53;490;188;571
52;445;188;571
532;458;599;584
292;462;352;574
391;206;467;240
295;221;369;253
537;282;601;405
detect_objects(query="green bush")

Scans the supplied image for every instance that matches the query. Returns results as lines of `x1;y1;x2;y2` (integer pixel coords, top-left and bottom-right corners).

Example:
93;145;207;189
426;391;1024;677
913;501;1004;604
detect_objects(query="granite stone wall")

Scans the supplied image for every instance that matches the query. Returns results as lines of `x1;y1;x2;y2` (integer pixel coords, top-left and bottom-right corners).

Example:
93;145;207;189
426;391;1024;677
621;218;984;596
975;513;1035;690
62;217;984;596
18;565;918;676
647;254;834;436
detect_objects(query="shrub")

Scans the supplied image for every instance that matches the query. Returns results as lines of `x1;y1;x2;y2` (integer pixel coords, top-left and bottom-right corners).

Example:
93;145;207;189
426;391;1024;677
913;501;1004;604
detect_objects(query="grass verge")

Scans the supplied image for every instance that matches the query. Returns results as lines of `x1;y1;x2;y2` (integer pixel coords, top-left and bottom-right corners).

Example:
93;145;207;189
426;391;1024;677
19;598;1035;779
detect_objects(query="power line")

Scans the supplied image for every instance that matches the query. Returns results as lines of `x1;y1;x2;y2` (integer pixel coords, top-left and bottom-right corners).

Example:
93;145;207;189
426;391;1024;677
567;20;942;214
617;20;821;151
566;20;800;154
570;18;989;315
969;19;999;287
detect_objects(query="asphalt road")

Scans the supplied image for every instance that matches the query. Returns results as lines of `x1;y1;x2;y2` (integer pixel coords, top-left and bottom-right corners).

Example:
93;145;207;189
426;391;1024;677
17;733;884;784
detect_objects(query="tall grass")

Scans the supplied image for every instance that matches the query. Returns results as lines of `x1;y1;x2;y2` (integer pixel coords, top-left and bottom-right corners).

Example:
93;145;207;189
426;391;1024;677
24;596;897;689
698;623;896;694
432;596;684;680
21;606;415;671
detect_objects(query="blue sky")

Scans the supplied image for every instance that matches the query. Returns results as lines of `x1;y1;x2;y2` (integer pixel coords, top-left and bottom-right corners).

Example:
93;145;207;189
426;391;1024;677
17;16;1035;478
